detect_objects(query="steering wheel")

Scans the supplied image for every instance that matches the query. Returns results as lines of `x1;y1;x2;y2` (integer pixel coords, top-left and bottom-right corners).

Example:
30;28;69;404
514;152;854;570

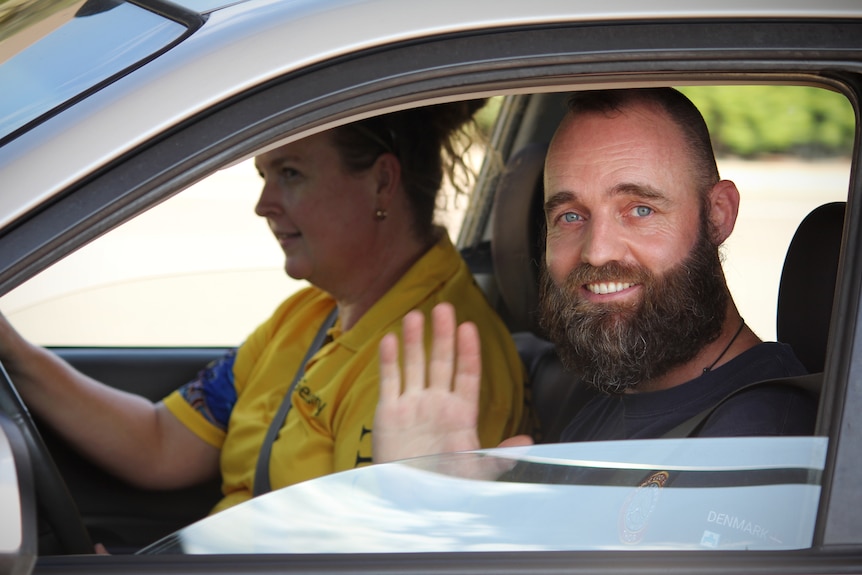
0;360;94;555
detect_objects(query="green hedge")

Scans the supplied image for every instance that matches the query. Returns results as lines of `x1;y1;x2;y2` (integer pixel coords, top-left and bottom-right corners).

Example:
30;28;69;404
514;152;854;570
678;86;855;159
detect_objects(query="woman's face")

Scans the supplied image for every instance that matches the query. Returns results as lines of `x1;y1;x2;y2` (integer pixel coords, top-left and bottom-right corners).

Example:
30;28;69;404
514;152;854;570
254;131;385;292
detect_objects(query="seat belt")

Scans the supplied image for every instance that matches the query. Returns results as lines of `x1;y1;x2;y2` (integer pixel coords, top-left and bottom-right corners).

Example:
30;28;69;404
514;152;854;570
252;306;338;497
660;372;822;439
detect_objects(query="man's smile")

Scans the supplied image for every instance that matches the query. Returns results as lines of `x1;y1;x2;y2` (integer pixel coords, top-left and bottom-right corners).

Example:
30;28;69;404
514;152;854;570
585;281;636;295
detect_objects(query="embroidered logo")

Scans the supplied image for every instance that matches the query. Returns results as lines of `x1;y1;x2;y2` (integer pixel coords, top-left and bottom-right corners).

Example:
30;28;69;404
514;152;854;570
295;385;327;416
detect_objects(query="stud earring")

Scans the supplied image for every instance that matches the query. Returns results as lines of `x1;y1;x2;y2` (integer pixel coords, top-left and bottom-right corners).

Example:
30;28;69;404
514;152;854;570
375;209;387;221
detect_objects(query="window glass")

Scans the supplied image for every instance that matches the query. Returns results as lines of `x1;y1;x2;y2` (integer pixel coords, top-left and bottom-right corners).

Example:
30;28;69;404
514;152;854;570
142;437;827;554
169;0;249;12
0;1;185;140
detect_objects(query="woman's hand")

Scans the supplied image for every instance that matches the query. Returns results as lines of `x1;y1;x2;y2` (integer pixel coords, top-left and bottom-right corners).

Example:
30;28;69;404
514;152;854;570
373;302;482;464
0;310;29;368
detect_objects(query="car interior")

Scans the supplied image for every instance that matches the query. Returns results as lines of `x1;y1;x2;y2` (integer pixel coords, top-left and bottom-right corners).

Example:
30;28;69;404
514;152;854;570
10;87;848;556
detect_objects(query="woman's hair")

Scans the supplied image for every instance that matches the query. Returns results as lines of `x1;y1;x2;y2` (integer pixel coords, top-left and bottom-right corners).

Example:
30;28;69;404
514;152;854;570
330;99;488;241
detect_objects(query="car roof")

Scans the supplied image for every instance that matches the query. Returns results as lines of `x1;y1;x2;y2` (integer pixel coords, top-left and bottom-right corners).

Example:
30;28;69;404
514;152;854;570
0;0;860;230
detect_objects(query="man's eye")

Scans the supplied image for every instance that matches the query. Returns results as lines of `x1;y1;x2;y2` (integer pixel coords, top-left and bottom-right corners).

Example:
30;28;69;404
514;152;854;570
632;205;653;217
562;212;582;223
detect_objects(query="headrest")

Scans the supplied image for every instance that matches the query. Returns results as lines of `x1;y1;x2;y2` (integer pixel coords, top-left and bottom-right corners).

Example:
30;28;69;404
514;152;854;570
776;201;845;374
490;143;548;335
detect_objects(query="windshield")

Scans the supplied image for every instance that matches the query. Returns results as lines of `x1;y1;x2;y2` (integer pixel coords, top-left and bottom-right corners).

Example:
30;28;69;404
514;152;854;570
169;0;250;11
0;0;186;143
141;437;825;554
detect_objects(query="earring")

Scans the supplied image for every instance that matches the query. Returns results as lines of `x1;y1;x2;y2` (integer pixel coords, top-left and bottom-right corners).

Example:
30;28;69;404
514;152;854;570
375;209;387;221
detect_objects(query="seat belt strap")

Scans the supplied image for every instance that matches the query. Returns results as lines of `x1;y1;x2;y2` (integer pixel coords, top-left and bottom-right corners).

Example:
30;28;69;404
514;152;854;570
660;372;822;439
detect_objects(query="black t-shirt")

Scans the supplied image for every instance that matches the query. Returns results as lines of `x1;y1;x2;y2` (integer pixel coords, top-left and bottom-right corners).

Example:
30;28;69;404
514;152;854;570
559;342;816;441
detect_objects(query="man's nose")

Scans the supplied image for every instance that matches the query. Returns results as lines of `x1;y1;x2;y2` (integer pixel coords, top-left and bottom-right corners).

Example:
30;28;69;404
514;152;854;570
580;216;627;267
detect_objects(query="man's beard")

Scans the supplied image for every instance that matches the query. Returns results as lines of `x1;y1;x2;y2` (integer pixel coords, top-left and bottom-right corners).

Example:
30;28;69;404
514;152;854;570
538;226;728;395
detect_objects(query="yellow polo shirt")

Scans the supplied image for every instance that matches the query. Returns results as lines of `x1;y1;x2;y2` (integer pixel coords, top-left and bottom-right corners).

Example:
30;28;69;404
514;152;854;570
163;234;526;514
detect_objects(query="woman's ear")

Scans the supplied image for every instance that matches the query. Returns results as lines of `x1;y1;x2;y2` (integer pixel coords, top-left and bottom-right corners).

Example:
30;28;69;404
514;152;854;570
373;152;402;206
707;179;740;245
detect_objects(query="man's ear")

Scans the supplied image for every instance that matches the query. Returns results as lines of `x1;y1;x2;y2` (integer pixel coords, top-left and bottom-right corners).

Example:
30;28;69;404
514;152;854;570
707;179;740;245
372;152;402;207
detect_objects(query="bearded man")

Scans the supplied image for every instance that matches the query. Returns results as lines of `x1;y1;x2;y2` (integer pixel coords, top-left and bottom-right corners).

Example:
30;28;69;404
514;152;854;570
373;88;816;463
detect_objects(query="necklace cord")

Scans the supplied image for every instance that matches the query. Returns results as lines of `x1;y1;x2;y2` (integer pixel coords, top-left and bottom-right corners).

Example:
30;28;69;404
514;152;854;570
703;317;745;373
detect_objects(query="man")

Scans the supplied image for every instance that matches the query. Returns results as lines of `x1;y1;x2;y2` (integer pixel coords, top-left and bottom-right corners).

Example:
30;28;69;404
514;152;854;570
372;88;816;463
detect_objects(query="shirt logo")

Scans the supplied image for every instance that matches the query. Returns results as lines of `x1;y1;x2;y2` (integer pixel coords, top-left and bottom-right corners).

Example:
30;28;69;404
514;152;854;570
296;385;327;416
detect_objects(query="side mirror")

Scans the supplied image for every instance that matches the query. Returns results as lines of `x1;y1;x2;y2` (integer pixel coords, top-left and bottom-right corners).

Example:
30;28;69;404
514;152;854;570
0;414;36;575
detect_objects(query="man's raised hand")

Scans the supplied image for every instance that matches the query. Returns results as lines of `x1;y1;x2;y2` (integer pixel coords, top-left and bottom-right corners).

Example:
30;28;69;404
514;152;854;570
373;302;482;464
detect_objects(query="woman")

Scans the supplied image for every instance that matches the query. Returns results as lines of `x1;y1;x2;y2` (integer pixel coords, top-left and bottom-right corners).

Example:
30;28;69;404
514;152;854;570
0;100;528;514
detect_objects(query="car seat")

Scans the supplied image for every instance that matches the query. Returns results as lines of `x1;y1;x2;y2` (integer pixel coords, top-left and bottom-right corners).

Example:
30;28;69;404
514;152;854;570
776;201;845;374
660;202;844;438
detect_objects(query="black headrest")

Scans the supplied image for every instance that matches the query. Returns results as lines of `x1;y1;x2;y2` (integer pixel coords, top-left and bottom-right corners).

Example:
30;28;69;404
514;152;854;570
490;143;548;335
776;201;845;374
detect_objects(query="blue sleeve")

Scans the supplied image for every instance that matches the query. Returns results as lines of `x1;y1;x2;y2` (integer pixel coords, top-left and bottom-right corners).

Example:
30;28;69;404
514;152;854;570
175;349;239;431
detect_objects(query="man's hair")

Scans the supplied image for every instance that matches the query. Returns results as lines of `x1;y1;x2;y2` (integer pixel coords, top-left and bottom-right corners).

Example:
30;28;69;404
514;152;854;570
566;88;720;196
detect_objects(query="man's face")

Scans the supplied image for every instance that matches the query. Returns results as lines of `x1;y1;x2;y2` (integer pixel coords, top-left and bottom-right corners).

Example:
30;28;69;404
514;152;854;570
540;103;727;392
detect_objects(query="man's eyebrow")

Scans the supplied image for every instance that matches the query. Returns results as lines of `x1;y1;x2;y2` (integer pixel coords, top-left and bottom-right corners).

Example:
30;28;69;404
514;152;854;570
544;190;576;216
543;182;675;218
612;182;667;201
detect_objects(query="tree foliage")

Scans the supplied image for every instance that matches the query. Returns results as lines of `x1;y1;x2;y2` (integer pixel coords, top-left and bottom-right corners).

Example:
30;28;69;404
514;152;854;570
678;86;855;159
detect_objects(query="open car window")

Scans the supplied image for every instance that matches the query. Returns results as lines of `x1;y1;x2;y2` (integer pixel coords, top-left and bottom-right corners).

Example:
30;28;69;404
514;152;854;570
0;99;501;347
141;437;827;554
0;158;291;347
679;86;852;342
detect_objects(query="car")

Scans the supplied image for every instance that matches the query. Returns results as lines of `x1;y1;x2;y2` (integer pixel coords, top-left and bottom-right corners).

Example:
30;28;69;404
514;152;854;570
0;0;861;574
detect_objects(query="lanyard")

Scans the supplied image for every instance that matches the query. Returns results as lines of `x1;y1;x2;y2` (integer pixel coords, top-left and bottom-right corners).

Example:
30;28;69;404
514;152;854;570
252;306;338;497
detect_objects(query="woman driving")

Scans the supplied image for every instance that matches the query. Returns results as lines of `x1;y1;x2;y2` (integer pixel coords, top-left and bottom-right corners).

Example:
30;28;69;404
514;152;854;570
0;100;528;515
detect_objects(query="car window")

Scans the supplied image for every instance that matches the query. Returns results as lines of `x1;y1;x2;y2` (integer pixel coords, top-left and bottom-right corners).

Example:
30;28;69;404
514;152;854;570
0;0;186;143
0;159;291;347
679;86;853;341
141;437;827;554
0;87;850;347
0;99;501;346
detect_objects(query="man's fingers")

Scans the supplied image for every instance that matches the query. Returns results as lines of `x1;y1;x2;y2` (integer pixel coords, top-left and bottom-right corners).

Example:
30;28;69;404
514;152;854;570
378;332;401;402
381;303;476;400
428;302;457;391
453;321;481;413
498;434;534;448
401;309;426;392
